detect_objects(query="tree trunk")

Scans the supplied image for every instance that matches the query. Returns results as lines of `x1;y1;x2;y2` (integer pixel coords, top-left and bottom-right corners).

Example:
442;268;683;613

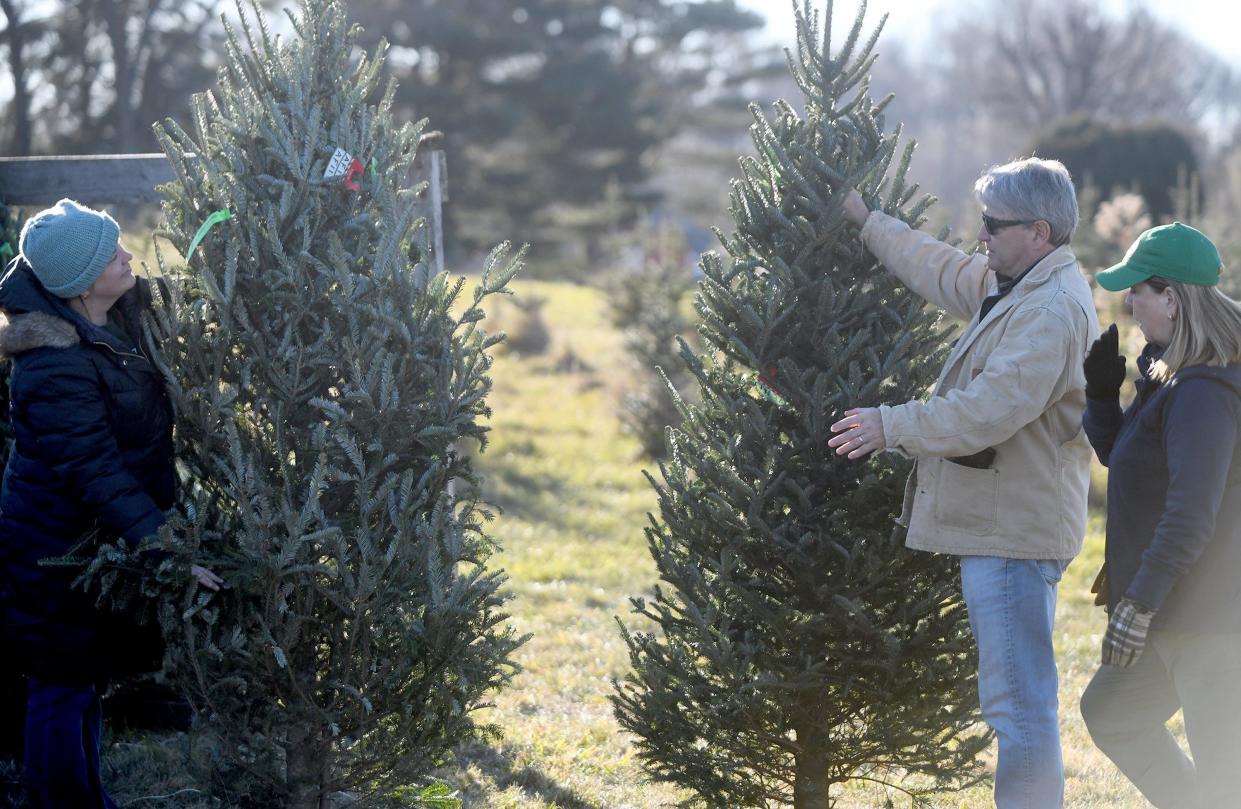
71;1;100;140
286;632;328;809
0;0;33;155
792;709;832;809
287;719;326;809
100;0;136;152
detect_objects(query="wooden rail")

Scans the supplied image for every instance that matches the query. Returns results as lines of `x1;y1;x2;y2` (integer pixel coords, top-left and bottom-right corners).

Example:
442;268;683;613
0;150;447;276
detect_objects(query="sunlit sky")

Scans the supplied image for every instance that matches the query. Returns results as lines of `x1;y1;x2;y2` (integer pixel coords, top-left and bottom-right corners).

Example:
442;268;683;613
737;0;1241;68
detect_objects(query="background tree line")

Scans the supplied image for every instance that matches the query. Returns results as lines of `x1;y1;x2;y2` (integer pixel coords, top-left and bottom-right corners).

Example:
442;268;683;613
0;0;780;263
2;0;1240;271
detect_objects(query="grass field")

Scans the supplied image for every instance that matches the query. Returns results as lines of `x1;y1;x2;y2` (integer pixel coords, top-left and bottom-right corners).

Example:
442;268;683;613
428;278;1166;809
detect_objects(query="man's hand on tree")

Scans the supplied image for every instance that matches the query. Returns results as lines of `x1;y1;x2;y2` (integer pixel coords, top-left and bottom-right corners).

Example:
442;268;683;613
1084;323;1127;400
843;190;869;228
828;408;887;459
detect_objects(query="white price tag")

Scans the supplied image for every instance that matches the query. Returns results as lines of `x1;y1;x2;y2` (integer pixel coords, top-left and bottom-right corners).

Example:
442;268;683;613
324;147;353;179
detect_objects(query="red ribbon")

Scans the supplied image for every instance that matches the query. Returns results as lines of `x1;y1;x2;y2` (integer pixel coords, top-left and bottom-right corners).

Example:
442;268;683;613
758;365;780;393
344;158;365;192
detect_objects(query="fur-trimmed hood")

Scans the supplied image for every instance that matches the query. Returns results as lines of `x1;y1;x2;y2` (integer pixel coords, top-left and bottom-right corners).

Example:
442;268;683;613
0;257;90;359
0;309;79;358
0;256;153;360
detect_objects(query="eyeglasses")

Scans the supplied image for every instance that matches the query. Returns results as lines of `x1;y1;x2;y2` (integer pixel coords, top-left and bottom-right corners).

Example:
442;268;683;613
981;213;1034;234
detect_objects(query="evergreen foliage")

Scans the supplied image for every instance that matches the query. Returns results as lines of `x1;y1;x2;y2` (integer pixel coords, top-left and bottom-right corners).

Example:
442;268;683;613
0;200;17;263
134;1;523;804
1030;114;1199;220
613;3;988;807
343;0;764;259
608;242;698;460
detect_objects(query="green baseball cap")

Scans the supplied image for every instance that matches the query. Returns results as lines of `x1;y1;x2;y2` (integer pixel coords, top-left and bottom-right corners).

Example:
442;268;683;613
1096;222;1221;291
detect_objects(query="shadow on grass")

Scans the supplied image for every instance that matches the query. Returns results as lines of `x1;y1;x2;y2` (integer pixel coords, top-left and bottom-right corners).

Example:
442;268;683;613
480;462;571;531
453;742;602;809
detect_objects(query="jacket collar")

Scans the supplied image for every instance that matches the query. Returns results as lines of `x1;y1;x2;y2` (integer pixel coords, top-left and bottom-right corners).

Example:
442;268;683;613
933;245;1080;392
988;244;1075;297
0;310;78;358
973;244;1078;332
1170;358;1241;392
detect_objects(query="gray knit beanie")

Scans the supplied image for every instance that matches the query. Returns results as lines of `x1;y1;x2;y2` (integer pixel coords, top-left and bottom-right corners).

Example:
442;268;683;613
18;199;120;298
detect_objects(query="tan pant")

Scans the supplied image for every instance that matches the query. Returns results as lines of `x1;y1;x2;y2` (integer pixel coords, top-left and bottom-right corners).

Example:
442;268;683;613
1080;630;1241;809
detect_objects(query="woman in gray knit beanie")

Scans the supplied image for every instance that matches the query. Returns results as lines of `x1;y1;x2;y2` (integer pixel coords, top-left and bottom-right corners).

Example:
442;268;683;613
1;199;221;809
19;198;123;301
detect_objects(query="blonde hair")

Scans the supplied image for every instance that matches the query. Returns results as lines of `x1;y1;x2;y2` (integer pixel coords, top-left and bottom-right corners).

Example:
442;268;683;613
1149;276;1241;383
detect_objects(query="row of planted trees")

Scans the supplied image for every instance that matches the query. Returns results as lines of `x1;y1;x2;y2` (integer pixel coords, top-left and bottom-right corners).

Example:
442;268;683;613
75;0;987;807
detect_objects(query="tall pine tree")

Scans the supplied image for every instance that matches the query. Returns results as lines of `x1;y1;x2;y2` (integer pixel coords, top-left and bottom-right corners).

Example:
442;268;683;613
613;3;989;807
144;1;523;804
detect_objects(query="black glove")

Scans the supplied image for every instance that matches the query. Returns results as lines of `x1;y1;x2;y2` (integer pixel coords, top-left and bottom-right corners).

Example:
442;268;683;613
947;447;996;469
1084;323;1127;400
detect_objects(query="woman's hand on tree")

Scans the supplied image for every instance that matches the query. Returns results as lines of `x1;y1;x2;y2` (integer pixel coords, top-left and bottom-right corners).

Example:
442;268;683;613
843;190;870;228
190;564;224;592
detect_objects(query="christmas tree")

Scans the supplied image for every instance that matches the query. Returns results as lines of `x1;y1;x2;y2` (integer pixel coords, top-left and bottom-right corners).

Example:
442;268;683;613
608;227;699;459
612;3;988;807
142;1;524;804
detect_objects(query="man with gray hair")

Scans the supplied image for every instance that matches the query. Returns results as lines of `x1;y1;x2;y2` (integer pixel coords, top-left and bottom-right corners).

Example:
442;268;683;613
827;158;1098;809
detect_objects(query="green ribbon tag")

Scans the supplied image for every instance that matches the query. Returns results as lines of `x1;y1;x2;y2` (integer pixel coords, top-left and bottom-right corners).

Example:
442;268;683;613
757;378;789;408
765;146;784;186
368;158;378;180
185;209;232;261
754;370;790;410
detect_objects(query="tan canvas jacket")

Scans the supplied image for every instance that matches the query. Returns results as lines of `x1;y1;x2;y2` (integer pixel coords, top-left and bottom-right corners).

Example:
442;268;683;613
861;211;1099;560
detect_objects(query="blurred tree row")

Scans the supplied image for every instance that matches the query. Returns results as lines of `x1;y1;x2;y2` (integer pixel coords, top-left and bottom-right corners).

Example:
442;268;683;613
866;0;1240;223
1030;115;1198;220
3;0;1239;269
941;0;1236;131
0;0;223;155
1;0;768;261
343;0;766;258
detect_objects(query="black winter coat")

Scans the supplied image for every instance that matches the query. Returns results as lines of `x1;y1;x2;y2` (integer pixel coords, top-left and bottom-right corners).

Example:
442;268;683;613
0;259;174;683
1084;346;1241;631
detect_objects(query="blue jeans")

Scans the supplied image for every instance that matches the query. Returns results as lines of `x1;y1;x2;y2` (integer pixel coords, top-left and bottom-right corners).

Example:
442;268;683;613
24;678;117;809
960;556;1065;809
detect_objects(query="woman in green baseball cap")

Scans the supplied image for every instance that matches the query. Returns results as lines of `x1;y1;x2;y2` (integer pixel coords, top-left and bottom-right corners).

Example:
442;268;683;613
1077;221;1241;807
